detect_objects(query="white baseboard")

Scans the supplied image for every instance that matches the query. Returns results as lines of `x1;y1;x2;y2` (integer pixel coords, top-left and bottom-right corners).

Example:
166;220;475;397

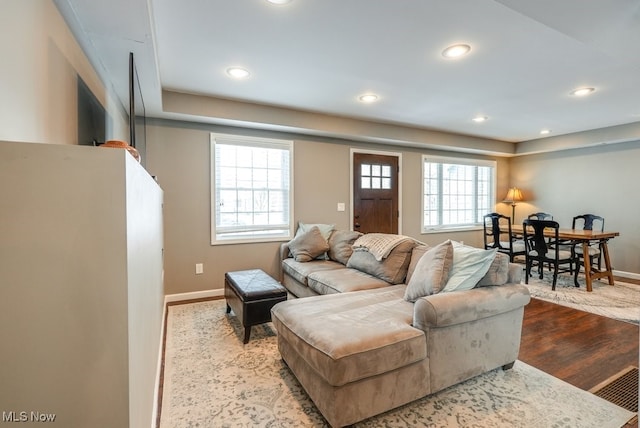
613;270;640;280
164;288;224;304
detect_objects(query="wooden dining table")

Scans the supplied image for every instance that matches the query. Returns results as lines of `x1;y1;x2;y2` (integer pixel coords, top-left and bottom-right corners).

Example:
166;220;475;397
511;225;620;292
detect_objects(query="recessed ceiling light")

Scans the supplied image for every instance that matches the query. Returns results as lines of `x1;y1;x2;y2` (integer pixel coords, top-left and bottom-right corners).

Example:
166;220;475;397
442;44;471;59
540;129;551;135
472;115;488;123
358;94;379;103
266;0;292;4
570;87;595;97
226;67;250;79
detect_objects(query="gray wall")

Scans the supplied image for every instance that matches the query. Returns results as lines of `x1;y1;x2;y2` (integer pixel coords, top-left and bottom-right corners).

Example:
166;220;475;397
145;119;511;295
510;140;640;275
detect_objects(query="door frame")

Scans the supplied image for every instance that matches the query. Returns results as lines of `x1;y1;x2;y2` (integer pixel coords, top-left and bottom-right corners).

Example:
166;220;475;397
350;148;403;234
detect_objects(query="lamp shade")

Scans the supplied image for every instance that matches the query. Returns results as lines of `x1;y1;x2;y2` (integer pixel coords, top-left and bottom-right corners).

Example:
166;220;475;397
503;187;523;204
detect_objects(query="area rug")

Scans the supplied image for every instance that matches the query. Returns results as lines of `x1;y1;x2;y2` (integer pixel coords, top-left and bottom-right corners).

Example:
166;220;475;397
159;299;635;428
524;272;640;324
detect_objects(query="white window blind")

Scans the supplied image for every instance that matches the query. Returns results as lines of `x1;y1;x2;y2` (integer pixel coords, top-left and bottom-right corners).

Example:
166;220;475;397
422;155;495;232
211;133;293;244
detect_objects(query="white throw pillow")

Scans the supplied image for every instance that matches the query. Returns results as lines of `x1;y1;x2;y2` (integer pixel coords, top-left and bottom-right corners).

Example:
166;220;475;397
441;242;497;292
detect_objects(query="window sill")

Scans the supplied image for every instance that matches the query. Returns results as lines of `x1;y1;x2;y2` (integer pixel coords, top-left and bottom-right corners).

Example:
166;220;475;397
211;236;291;246
421;226;483;234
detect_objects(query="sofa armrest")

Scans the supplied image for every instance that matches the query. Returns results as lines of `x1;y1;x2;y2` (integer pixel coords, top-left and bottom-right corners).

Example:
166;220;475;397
507;263;523;284
413;284;530;330
280;242;291;261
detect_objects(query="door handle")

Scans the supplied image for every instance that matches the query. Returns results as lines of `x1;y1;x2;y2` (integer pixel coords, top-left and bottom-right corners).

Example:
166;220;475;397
354;223;361;228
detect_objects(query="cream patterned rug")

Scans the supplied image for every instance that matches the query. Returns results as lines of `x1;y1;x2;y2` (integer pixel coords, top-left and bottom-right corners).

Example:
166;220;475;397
524;272;640;324
159;299;634;428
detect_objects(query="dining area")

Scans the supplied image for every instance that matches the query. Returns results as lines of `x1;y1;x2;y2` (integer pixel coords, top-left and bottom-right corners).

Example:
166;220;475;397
483;208;620;293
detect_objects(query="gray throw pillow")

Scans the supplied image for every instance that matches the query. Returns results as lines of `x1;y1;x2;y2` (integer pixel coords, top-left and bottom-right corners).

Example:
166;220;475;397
288;226;330;262
475;251;510;287
346;239;417;284
404;240;454;302
328;230;362;265
405;245;431;284
296;222;335;260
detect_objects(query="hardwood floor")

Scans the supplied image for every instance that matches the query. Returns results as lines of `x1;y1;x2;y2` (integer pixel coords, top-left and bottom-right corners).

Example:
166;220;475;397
520;298;638;391
520;289;639;427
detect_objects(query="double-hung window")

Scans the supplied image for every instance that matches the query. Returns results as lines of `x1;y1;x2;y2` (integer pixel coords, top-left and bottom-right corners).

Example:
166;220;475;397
211;133;293;244
422;155;495;232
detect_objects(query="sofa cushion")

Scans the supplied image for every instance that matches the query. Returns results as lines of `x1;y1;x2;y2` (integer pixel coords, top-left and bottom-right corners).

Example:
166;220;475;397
282;258;346;286
346;239;417;284
405;245;431;284
308;268;390;295
288;226;330;262
441;243;497;293
271;285;427;387
475;251;510;287
328;230;362;265
404;240;454;302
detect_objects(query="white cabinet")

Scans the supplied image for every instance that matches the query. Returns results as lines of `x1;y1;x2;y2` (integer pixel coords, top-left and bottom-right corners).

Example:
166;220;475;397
0;141;164;428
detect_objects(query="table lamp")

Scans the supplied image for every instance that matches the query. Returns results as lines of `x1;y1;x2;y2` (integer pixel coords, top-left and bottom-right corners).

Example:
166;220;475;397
503;187;523;224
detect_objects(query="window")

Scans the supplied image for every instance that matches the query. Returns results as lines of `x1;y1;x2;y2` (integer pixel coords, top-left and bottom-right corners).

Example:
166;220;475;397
422;155;495;232
360;163;392;189
211;133;293;244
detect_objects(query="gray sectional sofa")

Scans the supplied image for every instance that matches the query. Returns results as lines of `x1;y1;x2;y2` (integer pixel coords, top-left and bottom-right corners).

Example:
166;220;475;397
272;227;531;427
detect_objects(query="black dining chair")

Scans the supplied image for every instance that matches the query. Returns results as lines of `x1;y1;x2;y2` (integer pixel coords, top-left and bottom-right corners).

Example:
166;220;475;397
572;214;605;270
527;212;553;221
526;212;556;271
522;219;579;289
483;213;525;262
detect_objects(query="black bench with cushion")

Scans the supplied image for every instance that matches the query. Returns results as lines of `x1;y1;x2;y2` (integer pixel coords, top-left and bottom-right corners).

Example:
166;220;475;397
224;269;287;343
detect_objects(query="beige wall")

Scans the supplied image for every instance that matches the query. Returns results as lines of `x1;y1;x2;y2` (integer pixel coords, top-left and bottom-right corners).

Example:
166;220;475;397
510;140;640;275
125;154;165;428
0;0;127;145
145;119;511;295
0;142;163;428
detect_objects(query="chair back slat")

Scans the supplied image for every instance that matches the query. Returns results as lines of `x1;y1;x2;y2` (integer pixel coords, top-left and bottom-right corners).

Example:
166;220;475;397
527;212;553;221
572;214;604;231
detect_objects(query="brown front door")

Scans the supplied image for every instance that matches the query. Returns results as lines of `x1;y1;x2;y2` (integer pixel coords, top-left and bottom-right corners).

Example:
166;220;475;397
353;153;399;234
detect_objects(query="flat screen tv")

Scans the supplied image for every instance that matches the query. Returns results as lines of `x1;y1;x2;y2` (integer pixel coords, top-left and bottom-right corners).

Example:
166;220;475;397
77;76;106;146
129;52;146;153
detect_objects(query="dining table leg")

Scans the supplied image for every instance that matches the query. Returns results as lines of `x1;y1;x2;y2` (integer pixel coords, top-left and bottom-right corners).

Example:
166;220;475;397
582;241;593;292
601;240;615;286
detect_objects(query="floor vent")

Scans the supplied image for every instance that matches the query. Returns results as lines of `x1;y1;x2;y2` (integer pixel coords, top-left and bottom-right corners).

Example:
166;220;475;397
590;366;638;413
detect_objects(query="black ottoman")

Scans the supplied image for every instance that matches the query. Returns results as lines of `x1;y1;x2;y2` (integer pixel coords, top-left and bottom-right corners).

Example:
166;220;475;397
224;269;287;343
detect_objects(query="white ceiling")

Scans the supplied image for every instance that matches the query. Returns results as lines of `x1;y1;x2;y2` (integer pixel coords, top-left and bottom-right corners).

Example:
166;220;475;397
56;0;640;145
